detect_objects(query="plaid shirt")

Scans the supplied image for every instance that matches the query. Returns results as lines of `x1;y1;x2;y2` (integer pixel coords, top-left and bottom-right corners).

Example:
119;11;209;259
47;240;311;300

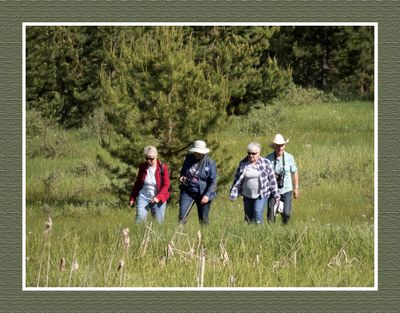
229;156;280;200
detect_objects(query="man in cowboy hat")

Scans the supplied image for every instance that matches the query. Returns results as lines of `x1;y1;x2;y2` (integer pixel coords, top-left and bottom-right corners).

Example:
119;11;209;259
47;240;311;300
266;134;299;224
178;140;217;224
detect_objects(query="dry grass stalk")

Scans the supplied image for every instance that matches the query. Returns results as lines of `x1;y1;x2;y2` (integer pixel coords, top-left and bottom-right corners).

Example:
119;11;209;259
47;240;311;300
167;241;175;258
44;216;53;234
60;257;66;272
121;228;130;251
327;249;360;269
219;244;229;266
188;248;195;259
118;258;126;287
72;259;79;272
229;275;235;287
196;246;206;287
118;259;125;271
159;256;166;266
273;227;308;272
37;216;53;287
139;223;152;257
273;251;298;271
68;241;78;287
200;246;205;287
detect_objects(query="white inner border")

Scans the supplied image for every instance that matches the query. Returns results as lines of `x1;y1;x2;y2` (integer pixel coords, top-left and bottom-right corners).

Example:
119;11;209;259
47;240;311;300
22;22;378;291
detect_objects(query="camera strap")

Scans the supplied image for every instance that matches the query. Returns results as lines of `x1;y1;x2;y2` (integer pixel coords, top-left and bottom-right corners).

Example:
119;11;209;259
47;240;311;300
273;152;285;172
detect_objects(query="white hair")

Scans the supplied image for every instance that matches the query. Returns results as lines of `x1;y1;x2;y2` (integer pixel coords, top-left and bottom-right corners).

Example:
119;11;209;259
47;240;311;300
247;142;261;153
143;146;158;157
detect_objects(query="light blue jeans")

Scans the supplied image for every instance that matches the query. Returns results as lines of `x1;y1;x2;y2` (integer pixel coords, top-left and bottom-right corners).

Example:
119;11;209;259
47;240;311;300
136;195;166;224
243;196;267;224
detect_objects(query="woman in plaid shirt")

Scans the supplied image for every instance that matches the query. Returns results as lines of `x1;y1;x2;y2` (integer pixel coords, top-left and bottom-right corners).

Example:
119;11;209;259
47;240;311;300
229;142;280;224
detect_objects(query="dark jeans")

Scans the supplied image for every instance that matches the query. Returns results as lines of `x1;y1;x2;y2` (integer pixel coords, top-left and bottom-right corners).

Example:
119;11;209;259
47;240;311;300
179;190;211;224
267;191;293;224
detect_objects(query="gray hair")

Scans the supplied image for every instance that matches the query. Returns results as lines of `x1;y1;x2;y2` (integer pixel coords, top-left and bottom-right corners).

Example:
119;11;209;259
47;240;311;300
247;142;261;153
144;146;158;157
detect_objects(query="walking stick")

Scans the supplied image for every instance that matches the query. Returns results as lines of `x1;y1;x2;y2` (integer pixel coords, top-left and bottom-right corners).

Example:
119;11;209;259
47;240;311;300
180;199;195;224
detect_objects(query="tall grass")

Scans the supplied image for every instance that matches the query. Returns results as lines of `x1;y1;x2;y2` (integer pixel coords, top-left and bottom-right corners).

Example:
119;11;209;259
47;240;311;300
25;100;374;287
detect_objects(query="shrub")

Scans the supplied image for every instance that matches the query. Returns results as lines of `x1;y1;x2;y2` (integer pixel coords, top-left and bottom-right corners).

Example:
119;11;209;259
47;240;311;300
228;104;284;136
274;83;338;106
26;110;68;159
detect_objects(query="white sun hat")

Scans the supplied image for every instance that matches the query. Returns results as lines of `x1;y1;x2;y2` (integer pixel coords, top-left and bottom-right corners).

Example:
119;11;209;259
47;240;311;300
189;140;210;154
269;133;289;147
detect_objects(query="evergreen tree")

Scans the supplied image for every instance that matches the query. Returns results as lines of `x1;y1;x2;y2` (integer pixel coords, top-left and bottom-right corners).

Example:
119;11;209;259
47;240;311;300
269;26;374;100
98;27;230;200
191;26;292;114
26;26;104;127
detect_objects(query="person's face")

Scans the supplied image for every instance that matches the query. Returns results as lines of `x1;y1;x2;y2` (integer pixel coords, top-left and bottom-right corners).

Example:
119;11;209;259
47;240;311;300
193;152;205;160
145;154;157;165
274;144;285;156
247;150;260;163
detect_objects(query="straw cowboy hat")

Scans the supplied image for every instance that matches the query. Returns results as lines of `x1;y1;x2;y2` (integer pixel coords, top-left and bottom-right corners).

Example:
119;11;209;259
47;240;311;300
269;134;289;147
189;140;210;154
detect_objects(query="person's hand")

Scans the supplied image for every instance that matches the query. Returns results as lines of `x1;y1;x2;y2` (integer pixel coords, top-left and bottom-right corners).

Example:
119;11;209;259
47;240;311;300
201;195;209;204
151;197;160;204
293;188;299;199
129;200;134;207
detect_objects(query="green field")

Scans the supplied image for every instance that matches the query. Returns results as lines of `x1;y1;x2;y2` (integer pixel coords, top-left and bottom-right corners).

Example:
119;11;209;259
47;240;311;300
25;101;375;288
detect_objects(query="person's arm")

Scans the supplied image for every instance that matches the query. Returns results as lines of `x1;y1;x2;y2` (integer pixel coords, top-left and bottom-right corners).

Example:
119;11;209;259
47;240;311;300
265;160;280;201
154;163;170;203
202;159;217;203
293;171;299;199
129;164;145;206
229;160;245;201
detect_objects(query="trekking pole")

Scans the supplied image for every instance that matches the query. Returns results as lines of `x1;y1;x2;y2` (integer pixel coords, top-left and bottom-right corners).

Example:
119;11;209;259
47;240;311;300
168;199;195;251
180;199;195;224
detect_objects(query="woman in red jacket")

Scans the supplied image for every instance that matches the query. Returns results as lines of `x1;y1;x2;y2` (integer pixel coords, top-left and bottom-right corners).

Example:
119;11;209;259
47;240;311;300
129;146;170;223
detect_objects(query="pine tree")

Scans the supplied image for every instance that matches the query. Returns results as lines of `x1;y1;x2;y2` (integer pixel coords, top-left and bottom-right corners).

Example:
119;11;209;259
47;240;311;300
269;26;374;100
98;27;230;200
26;26;103;127
191;26;292;114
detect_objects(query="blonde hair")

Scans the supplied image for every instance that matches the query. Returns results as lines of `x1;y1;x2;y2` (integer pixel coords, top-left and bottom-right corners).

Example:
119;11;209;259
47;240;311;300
143;146;158;157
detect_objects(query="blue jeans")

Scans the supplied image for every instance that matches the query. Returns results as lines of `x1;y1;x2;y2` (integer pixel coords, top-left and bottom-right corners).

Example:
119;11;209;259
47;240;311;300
267;191;292;224
179;190;211;224
136;195;166;224
243;196;267;224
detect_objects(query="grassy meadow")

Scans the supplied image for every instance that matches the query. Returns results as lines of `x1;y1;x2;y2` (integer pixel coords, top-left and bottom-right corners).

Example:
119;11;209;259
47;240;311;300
25;101;375;288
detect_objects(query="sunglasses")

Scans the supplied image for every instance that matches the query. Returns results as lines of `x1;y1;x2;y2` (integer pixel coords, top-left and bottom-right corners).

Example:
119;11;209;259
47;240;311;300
145;156;155;161
247;152;258;155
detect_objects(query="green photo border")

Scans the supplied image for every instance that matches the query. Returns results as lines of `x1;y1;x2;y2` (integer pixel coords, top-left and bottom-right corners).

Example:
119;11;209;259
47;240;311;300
1;0;398;312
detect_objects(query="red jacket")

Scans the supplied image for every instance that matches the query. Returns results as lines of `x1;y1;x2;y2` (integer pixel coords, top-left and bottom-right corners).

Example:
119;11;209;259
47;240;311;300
130;160;170;204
